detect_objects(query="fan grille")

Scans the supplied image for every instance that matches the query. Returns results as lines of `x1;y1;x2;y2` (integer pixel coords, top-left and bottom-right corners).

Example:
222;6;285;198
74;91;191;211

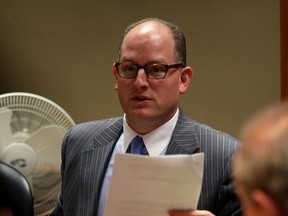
0;92;74;135
0;92;75;216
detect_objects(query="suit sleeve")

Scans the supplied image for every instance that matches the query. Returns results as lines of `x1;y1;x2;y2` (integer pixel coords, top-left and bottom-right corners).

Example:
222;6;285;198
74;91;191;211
215;155;242;216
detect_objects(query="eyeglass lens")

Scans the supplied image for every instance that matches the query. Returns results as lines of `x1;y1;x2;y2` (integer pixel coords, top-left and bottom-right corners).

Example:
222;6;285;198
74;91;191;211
118;63;167;79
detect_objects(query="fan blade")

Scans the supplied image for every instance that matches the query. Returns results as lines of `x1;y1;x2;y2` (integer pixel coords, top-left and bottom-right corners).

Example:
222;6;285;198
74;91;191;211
25;125;66;169
0;108;13;153
25;125;66;216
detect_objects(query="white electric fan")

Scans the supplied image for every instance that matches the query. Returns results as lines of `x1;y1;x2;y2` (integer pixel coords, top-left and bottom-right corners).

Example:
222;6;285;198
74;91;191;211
0;92;75;216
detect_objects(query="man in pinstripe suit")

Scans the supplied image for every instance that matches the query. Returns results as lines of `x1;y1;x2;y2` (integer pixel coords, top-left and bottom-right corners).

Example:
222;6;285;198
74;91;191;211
50;18;242;216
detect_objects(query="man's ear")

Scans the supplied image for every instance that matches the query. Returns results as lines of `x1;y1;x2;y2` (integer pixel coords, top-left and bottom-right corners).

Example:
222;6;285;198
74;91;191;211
113;64;119;90
179;66;193;94
251;189;281;216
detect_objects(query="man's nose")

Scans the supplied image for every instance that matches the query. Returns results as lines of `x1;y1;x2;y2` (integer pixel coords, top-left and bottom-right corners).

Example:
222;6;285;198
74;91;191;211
134;69;149;87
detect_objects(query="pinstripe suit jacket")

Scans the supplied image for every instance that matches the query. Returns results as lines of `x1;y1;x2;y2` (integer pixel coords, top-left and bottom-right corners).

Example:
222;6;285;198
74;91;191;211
50;109;242;216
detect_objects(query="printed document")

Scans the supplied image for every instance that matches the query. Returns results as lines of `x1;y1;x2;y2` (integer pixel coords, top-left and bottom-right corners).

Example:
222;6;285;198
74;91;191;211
103;153;204;216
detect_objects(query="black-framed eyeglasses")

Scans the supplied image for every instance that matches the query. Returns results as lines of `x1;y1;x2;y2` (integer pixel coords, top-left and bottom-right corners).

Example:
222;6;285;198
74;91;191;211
114;62;185;79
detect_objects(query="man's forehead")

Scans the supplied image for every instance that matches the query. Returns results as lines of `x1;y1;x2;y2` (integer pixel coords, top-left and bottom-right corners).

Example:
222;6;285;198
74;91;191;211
127;21;171;36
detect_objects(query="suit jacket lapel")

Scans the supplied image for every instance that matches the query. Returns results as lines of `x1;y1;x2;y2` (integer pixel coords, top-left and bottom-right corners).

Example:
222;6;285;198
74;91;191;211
79;118;123;215
166;109;200;155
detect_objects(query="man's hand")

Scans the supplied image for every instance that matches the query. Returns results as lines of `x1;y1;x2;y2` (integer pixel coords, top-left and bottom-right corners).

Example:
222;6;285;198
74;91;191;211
168;210;215;216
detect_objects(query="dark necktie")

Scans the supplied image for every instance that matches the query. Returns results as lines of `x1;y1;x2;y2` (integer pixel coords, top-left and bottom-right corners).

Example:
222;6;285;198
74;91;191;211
130;135;149;155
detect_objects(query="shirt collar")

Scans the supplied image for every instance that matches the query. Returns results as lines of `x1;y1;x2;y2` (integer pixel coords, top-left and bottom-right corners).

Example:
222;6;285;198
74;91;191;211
122;109;179;156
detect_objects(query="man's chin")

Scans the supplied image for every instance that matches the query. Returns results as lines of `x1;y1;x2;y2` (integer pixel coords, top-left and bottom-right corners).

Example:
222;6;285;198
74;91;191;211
127;109;155;121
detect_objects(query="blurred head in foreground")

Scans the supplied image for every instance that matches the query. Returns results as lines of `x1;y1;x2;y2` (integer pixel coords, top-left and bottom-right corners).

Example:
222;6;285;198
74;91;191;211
233;101;288;216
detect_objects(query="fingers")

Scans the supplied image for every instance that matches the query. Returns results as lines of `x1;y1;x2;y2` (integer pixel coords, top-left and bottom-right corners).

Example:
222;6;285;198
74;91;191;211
168;210;215;216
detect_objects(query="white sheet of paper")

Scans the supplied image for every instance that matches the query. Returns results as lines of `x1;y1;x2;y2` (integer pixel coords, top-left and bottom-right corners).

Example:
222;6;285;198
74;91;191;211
103;153;204;216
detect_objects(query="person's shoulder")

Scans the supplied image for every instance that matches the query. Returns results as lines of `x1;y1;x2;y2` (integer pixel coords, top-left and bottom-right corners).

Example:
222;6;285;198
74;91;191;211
195;121;238;143
69;116;123;135
191;119;240;159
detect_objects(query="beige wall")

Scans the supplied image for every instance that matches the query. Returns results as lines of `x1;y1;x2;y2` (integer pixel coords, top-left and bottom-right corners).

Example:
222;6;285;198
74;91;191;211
0;0;280;138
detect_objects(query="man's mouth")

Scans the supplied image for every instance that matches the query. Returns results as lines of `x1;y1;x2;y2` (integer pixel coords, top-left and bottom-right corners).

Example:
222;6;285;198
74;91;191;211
133;96;149;101
136;97;146;101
